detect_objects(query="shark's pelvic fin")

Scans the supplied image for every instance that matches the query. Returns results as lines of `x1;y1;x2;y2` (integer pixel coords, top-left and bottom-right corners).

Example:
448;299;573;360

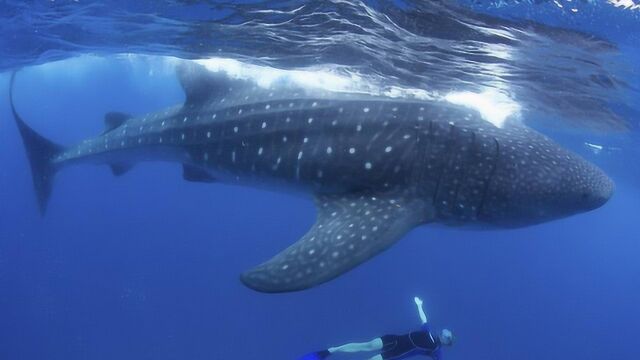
10;72;65;215
182;164;217;183
110;163;133;176
103;112;131;134
241;193;430;293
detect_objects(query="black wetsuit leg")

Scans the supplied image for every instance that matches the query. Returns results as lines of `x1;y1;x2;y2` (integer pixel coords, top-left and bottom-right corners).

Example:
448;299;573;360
379;334;418;360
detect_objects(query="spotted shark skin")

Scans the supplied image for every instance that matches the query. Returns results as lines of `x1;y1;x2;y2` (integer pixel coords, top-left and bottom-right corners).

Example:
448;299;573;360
10;64;614;293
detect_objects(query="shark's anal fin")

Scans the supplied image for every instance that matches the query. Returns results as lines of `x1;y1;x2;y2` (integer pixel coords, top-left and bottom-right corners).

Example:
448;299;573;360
182;164;217;183
110;164;133;176
104;112;131;134
241;193;430;293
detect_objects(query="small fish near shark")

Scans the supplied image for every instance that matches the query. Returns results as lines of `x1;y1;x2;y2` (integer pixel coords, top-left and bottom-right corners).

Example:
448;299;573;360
10;62;614;293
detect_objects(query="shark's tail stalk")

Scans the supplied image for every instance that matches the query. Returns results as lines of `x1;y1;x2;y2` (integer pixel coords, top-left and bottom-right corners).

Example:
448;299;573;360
10;72;64;215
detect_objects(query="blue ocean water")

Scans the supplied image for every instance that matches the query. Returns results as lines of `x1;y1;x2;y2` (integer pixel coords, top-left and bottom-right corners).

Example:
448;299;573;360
0;1;639;360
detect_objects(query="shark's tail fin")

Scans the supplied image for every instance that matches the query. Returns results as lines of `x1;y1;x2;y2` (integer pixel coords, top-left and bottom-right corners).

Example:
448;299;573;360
10;72;64;215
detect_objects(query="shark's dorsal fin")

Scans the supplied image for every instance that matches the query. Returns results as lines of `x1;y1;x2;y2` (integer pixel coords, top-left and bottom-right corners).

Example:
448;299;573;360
177;62;254;108
104;112;131;133
241;193;431;293
182;164;217;183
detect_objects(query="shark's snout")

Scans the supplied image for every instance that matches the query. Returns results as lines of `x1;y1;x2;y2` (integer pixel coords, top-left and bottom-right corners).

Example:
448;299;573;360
478;137;614;227
581;168;614;211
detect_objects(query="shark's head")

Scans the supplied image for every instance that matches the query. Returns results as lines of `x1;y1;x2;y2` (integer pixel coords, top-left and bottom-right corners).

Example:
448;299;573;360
479;134;614;227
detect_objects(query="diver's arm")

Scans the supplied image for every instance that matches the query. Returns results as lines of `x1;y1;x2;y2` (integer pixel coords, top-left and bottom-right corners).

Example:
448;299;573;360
414;296;428;324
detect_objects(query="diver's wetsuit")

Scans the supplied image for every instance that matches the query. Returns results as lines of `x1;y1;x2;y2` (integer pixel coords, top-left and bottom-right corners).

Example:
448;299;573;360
379;324;442;359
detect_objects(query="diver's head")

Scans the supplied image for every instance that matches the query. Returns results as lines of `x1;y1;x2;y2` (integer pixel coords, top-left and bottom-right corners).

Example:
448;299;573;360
439;329;454;346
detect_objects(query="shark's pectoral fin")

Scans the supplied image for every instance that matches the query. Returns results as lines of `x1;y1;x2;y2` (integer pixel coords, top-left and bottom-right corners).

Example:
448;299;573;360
182;164;217;183
241;193;430;293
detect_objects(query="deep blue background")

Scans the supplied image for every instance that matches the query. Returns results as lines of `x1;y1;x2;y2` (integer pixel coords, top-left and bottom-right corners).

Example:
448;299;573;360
1;57;639;360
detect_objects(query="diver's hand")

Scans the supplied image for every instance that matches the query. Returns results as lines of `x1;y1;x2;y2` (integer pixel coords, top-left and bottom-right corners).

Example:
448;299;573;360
414;297;427;323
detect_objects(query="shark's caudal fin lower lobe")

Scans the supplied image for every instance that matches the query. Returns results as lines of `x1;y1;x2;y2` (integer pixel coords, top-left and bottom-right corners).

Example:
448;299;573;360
10;72;64;215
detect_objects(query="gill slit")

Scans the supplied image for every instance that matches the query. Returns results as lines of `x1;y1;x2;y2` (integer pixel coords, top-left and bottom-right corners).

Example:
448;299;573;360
477;138;500;218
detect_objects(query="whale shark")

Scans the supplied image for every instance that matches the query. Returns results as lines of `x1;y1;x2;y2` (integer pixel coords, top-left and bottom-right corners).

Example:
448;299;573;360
10;63;614;293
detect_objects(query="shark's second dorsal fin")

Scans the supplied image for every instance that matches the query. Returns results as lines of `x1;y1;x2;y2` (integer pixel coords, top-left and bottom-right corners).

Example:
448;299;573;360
104;112;131;133
177;62;254;108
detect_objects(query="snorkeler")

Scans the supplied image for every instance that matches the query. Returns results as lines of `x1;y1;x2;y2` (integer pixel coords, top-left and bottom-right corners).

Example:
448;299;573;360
299;297;454;360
